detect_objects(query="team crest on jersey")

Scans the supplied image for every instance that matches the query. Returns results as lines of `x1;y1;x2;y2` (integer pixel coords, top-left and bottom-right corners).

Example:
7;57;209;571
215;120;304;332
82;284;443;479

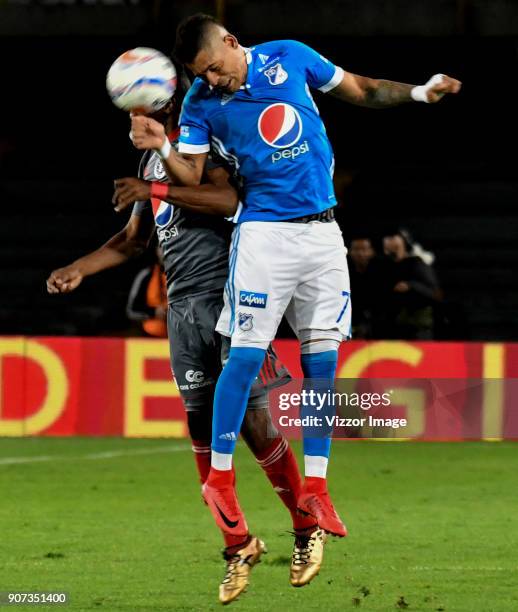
264;63;288;86
154;159;166;179
238;312;254;331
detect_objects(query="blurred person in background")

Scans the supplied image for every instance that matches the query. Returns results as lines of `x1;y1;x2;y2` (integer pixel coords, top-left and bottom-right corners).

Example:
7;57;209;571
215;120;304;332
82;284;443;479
347;236;377;338
126;246;168;338
382;228;441;340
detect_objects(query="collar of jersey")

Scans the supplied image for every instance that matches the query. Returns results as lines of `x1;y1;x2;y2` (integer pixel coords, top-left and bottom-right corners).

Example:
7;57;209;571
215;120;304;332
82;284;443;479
240;46;255;92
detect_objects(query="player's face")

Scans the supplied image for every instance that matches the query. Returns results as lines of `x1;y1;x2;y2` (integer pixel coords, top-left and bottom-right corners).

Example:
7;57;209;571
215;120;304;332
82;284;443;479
383;235;407;262
188;34;246;94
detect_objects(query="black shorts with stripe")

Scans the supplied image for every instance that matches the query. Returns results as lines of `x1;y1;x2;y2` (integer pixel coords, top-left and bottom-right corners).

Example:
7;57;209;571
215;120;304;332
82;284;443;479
167;290;291;412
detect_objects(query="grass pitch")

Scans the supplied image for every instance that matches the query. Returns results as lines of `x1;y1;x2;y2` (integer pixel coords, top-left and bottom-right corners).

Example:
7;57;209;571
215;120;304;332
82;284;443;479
0;438;517;611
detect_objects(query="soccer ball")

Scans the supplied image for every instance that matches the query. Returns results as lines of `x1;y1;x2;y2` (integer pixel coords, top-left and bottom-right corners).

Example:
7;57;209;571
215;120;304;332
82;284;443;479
106;47;177;112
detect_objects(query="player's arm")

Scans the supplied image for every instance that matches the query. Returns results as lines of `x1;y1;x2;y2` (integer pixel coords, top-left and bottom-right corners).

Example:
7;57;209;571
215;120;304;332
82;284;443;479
130;115;207;186
328;72;461;108
291;40;461;108
46;214;154;294
172;165;238;216
113;167;238;217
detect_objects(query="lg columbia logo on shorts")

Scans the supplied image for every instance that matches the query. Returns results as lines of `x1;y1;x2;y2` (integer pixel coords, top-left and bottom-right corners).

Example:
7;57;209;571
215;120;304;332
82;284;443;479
258;103;310;163
239;291;268;308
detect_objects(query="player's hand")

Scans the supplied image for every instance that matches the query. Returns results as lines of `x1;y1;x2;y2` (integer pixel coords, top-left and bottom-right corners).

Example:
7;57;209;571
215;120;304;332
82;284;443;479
113;178;151;212
130;115;166;150
425;74;462;103
394;281;410;293
46;266;83;294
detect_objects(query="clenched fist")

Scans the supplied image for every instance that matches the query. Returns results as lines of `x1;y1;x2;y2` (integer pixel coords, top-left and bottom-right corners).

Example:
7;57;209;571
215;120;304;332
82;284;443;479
425;74;462;103
130;115;166;150
46;266;83;294
113;177;151;212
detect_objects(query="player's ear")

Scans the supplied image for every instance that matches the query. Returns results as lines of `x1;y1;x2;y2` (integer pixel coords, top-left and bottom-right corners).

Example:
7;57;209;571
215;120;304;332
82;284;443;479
223;34;239;50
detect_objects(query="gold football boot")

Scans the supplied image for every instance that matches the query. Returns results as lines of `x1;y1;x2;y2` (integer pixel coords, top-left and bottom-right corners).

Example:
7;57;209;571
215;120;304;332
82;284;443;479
219;536;266;605
290;528;327;587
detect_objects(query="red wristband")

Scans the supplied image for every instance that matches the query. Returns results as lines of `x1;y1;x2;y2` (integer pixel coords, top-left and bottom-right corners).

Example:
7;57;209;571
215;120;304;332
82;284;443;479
150;182;169;199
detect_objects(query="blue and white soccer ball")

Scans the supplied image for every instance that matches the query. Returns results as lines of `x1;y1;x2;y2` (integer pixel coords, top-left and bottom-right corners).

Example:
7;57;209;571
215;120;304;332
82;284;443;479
106;47;177;112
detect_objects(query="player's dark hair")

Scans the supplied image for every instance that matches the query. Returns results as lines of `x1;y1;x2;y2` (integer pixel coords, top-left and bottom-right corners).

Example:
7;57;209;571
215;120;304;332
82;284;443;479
174;13;222;65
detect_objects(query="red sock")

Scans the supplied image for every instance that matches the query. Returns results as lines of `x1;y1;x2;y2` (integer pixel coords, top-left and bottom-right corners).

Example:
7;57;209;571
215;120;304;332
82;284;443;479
255;437;316;531
192;442;243;547
223;532;250;551
303;475;328;493
191;440;211;484
206;466;235;487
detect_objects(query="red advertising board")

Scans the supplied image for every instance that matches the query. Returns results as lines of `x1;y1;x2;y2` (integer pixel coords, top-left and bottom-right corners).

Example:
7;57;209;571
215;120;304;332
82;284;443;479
0;337;517;439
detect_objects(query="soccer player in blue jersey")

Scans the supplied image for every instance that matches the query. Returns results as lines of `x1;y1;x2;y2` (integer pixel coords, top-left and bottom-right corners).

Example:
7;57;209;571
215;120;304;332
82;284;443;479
130;13;461;597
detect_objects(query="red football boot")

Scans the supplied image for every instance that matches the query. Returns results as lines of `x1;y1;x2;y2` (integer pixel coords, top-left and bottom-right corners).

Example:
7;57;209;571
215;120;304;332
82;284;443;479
297;477;347;537
202;469;248;537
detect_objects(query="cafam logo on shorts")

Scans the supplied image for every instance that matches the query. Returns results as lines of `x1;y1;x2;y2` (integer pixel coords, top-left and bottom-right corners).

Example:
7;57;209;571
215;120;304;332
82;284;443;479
239;291;268;309
152;199;174;228
258;103;303;149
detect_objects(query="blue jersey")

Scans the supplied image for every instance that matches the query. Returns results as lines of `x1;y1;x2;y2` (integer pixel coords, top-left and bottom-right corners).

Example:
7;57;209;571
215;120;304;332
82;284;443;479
178;40;344;223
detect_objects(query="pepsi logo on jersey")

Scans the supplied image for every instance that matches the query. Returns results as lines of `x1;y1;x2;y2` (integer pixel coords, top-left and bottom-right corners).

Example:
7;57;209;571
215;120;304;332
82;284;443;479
152;200;174;228
151;199;178;241
257;103;310;163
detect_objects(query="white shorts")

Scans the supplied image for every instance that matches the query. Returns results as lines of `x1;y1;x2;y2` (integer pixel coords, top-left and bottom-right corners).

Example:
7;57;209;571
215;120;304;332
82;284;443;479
216;220;352;349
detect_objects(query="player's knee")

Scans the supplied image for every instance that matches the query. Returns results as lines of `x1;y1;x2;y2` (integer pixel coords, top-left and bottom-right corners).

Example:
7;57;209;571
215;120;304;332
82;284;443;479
299;336;339;379
186;407;212;442
299;328;342;354
242;408;279;454
218;346;266;392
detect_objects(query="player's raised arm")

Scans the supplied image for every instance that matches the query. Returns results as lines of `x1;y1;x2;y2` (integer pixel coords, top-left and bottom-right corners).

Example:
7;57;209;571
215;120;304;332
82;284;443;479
113;166;238;217
46;214;154;294
288;39;461;108
164;165;238;216
130;115;207;186
328;71;461;108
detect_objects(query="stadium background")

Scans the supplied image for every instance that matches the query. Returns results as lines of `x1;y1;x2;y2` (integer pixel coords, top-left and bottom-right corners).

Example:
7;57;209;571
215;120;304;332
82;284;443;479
1;3;518;610
1;0;517;340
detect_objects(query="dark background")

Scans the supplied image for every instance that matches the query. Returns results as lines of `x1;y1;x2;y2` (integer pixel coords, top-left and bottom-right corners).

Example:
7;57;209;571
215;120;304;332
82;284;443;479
1;0;517;339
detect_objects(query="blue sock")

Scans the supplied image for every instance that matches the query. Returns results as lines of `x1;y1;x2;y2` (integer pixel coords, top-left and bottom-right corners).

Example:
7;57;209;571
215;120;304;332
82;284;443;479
212;346;266;454
300;350;338;460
